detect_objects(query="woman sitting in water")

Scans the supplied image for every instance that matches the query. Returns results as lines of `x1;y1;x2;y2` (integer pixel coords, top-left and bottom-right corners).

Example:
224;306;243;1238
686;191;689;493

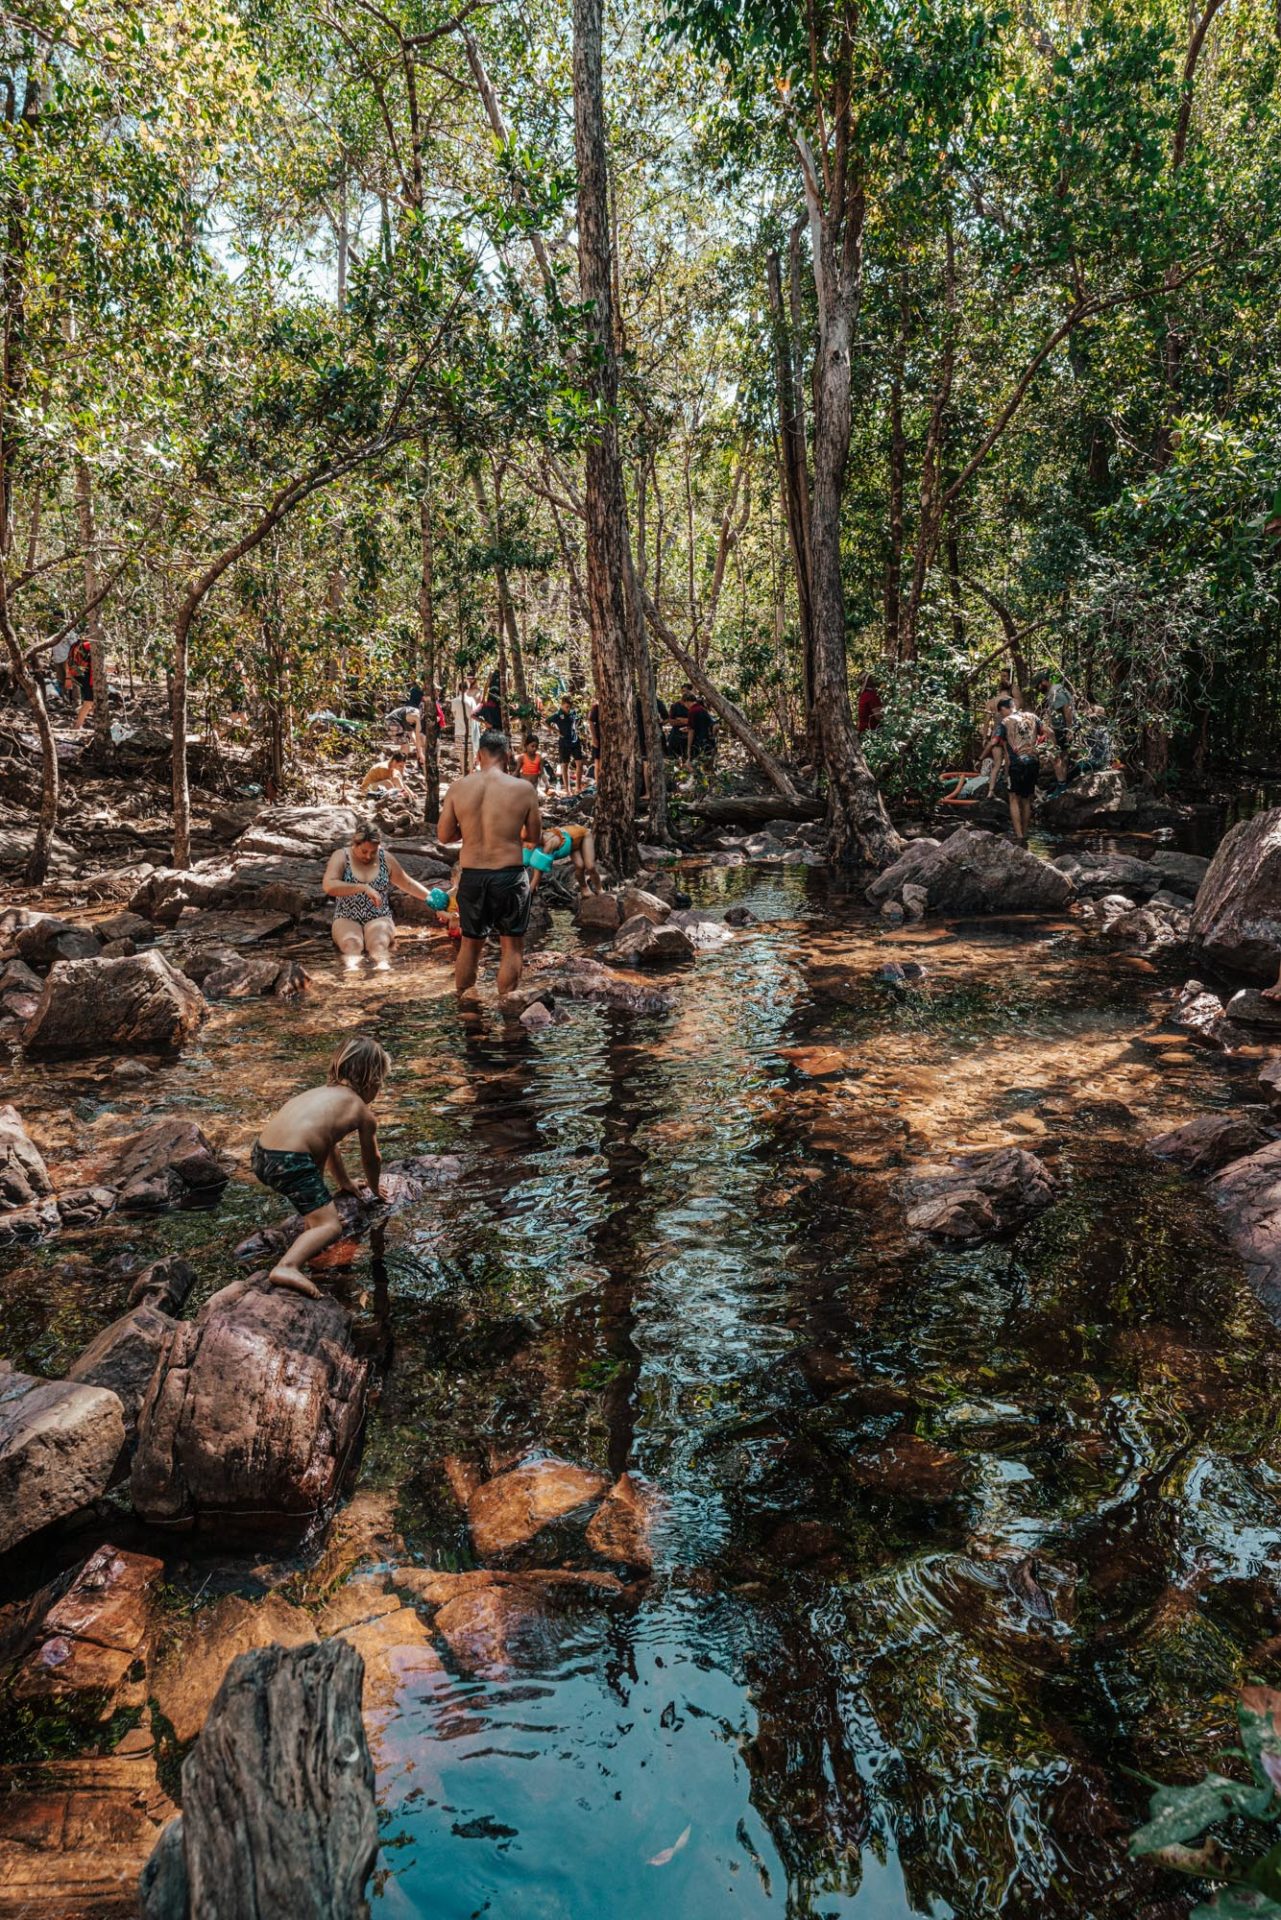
323;819;435;968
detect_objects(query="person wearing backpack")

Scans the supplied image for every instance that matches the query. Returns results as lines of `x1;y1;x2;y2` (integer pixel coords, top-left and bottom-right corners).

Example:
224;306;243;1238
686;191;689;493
992;697;1046;842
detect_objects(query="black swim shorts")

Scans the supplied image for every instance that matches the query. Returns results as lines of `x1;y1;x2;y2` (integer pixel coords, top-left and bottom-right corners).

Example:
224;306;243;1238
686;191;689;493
457;865;532;940
250;1142;331;1215
1008;751;1040;799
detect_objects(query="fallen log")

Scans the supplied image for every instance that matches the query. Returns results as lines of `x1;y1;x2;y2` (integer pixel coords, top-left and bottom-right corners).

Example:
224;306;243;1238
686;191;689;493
687;794;824;827
139;1640;377;1920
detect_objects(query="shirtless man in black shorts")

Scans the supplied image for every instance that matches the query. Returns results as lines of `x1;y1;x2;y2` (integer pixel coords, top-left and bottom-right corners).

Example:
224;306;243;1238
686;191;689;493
437;729;542;1001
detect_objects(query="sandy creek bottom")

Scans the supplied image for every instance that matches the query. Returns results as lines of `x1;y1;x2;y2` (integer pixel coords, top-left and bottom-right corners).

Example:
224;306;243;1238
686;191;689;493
3;854;1280;1919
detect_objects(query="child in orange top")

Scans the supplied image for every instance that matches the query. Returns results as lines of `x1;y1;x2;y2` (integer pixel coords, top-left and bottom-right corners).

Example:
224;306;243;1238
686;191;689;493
517;735;545;788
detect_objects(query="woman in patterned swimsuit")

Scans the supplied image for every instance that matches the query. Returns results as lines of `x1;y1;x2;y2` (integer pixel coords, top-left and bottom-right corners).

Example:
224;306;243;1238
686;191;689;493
322;819;435;967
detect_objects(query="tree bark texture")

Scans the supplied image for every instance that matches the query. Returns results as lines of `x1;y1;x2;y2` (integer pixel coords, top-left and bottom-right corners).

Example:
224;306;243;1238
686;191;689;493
139;1640;377;1920
573;0;639;874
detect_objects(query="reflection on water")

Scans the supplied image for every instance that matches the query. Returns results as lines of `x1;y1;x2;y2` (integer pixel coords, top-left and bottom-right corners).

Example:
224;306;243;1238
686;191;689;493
3;859;1280;1917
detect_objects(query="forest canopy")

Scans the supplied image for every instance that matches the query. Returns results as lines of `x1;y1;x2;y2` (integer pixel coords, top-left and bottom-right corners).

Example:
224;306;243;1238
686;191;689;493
2;0;1278;871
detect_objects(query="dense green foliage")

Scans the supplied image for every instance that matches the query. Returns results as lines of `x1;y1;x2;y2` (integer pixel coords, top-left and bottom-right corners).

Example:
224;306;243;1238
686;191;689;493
3;0;1279;810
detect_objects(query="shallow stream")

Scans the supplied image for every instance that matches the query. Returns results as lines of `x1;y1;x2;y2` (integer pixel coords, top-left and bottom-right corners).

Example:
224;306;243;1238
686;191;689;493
4;859;1281;1918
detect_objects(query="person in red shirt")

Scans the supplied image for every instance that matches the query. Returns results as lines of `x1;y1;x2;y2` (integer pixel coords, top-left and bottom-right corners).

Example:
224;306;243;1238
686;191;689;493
857;675;883;734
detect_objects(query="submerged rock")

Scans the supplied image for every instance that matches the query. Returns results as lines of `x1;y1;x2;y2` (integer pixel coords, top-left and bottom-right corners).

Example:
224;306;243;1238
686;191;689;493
584;1472;660;1572
1146;1113;1272;1175
23;950;207;1057
1190;808;1281;980
0;1370;126;1553
152;1593;317;1745
131;1278;370;1536
846;1433;967;1502
467;1457;610;1557
903;1146;1056;1240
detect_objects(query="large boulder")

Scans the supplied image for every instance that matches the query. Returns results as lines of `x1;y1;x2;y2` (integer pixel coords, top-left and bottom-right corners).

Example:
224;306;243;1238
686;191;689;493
22;951;207;1057
68;1304;178;1444
15;916;102;969
0;1104;52;1210
234;804;359;857
131;1279;370;1536
1150;849;1210;899
1190;808;1281;980
609;915;696;968
872;829;1073;917
865;837;940;905
175;945;309;1002
617;886;671;925
140;1641;377;1920
1210;1141;1281;1309
577;891;622;932
100;1118;228;1212
0;1370;126;1553
1146;1112;1272;1175
903;1146;1056;1239
1052;851;1161;901
1038;770;1138;831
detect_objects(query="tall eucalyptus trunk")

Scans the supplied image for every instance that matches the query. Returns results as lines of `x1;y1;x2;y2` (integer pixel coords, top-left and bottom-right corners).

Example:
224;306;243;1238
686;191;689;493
572;0;639;875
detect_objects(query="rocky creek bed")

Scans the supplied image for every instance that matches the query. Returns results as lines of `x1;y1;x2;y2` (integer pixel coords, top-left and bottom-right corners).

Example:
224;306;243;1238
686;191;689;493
3;844;1281;1916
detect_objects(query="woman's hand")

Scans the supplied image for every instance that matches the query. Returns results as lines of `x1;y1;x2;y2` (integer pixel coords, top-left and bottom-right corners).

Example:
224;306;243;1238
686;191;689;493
365;885;382;905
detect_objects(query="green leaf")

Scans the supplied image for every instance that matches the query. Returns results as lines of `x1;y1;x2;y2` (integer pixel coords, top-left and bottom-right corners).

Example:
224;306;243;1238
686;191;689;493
1131;1777;1277;1855
1192;1892;1281;1919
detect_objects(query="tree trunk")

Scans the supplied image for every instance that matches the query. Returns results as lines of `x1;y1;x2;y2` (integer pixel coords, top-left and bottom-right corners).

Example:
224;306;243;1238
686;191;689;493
885;358;905;661
767;245;817;755
171;604;192;870
806;254;900;865
572;0;639;874
0;576;57;883
74;455;109;748
419;455;441;825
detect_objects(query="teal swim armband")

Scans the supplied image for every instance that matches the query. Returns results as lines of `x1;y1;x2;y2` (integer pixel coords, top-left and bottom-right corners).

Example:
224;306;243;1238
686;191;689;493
522;846;555;872
428;887;449;910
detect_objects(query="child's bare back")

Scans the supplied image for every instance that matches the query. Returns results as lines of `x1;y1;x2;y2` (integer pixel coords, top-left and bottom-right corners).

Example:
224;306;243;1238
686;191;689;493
257;1085;369;1162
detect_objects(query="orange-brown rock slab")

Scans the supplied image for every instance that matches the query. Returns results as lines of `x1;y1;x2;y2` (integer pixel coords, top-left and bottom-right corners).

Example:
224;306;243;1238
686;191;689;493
467;1457;609;1557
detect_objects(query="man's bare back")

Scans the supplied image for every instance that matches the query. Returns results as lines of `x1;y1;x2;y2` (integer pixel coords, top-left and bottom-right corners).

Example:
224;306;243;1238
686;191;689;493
439;764;540;869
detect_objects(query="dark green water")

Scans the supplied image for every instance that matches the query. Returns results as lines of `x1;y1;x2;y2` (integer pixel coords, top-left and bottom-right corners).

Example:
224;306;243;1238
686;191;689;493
2;862;1279;1918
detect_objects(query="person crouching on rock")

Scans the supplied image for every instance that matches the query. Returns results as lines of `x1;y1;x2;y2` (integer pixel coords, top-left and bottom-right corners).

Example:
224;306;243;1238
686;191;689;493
524;820;601;895
250;1035;387;1296
323;818;435;969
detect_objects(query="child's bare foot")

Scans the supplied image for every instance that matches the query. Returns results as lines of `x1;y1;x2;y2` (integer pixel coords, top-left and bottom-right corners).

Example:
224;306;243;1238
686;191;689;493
1263;982;1281;1002
268;1264;321;1297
